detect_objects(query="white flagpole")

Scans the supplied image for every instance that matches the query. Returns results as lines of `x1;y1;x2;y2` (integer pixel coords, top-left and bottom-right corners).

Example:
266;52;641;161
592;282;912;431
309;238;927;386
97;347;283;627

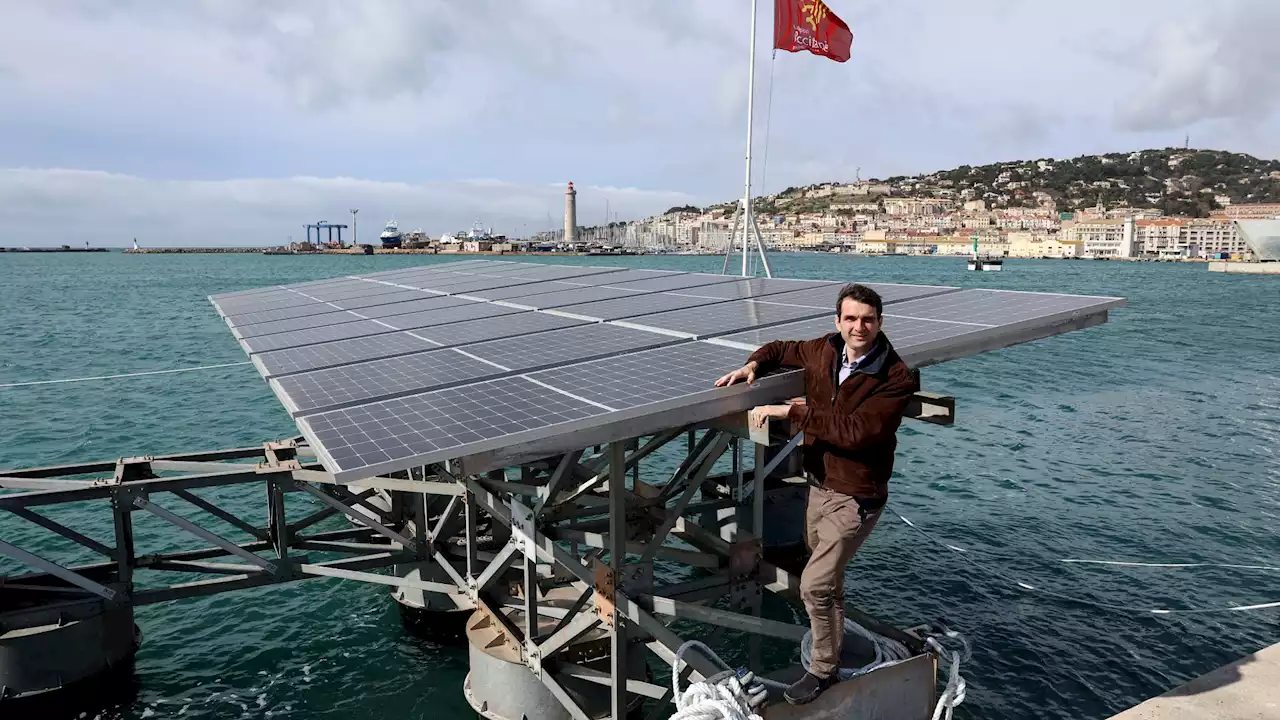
740;0;760;277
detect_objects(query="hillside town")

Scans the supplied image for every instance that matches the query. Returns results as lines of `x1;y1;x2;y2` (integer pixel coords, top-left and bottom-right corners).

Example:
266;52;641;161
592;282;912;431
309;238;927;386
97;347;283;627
573;149;1280;261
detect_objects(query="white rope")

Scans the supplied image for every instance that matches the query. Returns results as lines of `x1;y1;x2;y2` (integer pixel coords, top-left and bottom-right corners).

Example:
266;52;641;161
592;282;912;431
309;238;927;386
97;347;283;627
671;641;770;720
799;617;912;680
892;506;1280;615
1061;559;1280;572
0;362;251;388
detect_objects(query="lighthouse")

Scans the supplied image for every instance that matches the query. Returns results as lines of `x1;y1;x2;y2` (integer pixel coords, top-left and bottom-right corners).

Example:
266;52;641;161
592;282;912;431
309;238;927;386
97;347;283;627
564;182;577;246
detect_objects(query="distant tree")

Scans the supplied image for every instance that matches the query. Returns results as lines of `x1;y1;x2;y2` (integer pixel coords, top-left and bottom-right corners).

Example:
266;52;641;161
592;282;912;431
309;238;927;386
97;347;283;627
664;205;701;215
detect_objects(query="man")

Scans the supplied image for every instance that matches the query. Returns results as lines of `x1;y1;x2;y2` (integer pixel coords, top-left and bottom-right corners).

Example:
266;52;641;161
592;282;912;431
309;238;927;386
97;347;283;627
714;283;918;705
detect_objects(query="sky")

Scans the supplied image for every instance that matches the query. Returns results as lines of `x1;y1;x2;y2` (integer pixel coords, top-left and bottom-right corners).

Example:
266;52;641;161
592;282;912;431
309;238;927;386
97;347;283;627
2;0;1279;246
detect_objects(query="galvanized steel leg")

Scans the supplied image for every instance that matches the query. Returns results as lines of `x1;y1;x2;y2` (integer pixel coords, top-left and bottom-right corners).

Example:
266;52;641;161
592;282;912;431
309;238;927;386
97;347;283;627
609;440;628;720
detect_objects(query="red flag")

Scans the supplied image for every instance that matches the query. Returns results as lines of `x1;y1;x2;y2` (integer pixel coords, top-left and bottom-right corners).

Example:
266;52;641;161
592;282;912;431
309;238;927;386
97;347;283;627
773;0;853;63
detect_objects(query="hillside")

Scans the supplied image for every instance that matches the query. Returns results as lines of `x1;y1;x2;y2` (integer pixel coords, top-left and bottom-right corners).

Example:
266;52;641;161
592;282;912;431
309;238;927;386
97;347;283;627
745;148;1280;218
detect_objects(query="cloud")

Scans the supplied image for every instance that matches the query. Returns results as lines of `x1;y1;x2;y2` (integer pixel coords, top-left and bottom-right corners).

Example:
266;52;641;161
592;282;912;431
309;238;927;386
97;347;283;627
2;0;1280;246
1115;0;1280;131
0;168;698;247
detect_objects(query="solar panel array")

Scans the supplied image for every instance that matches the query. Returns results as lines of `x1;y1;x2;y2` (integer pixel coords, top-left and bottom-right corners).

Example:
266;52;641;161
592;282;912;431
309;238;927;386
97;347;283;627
210;259;1125;481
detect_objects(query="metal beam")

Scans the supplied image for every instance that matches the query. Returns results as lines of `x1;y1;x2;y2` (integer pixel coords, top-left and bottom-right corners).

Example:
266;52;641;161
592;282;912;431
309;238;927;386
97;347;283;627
538;612;602;658
553;662;668;700
608;440;628;720
648;596;807;641
133;496;278;574
298;563;460;594
172;488;268;540
0;540;119;601
8;507;115;558
295;482;414;548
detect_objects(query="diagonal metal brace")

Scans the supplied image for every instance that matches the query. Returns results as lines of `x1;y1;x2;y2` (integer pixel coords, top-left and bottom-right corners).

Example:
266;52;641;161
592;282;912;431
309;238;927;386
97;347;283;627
0;539;120;601
133;496;278;574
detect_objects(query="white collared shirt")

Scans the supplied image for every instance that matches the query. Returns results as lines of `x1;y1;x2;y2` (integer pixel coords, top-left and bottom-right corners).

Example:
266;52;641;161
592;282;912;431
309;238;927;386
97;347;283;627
838;348;869;385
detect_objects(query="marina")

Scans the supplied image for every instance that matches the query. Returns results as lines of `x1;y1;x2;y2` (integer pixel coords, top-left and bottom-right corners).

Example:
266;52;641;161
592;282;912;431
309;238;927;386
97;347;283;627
1;259;1130;719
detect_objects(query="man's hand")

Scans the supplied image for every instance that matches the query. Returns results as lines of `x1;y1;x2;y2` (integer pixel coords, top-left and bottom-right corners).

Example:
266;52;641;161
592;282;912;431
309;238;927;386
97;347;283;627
715;361;758;387
748;404;791;429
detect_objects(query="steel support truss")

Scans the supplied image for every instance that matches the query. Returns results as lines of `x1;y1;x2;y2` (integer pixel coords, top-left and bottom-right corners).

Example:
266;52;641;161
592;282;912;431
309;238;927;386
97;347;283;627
2;401;952;717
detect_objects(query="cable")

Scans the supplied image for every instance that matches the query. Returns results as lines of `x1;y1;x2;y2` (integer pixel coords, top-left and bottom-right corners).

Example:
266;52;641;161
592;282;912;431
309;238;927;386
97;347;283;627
0;362;252;389
892;508;1280;615
758;49;777;198
1060;559;1280;572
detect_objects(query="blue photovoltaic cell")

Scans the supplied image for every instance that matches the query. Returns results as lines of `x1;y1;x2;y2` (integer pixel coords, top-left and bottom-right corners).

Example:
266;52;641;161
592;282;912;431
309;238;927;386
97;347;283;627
552;292;725;321
273;321;680;416
620;298;831;339
348;295;477;319
499;286;649;309
605;273;744;293
667;277;836;300
234;310;369;338
224;302;343;327
275;346;502;416
214;259;1124;482
299;376;607;475
526;342;752;411
547;268;681;287
254;332;442;378
758;283;960;310
242;320;396;354
405;312;587;347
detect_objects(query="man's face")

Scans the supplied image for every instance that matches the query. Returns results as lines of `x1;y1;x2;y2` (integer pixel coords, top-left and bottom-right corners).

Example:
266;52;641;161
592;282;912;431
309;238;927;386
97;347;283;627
835;298;881;354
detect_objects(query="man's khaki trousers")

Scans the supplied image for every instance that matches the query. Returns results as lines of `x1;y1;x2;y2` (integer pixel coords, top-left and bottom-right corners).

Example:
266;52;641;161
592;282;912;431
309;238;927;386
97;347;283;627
800;484;883;679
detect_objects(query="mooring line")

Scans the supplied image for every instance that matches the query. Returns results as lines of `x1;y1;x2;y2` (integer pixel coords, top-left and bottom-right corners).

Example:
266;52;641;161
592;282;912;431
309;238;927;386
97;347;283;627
0;361;252;388
892;507;1280;615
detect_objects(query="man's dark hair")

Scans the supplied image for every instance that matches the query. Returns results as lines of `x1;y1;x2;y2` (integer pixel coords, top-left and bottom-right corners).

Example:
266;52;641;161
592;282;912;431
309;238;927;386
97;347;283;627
835;283;883;318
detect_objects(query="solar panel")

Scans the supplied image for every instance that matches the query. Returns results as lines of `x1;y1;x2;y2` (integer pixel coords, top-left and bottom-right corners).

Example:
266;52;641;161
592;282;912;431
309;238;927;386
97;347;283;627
225;302;343;327
758;283;960;310
233;310;370;339
330;289;436;310
547;268;682;287
605;273;745;293
505;265;625;281
405;312;588;348
525;341;753;411
351;295;477;319
884;288;1116;325
273;322;681;417
551;292;729;321
461;322;681;373
461;280;597;301
419;276;556;295
374;303;526;332
616;298;832;339
212;260;1125;483
666;277;837;300
254;332;442;379
299;376;608;477
241;320;399;354
708;316;834;349
707;289;1126;369
498;285;649;309
252;312;588;379
274;346;504;417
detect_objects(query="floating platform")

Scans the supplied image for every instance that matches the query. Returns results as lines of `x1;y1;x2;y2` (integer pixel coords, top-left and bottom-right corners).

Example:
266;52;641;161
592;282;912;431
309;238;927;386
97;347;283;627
1;260;1127;719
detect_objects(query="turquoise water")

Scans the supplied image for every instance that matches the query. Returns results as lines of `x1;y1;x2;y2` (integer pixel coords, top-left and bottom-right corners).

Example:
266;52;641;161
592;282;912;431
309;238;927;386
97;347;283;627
2;252;1278;720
